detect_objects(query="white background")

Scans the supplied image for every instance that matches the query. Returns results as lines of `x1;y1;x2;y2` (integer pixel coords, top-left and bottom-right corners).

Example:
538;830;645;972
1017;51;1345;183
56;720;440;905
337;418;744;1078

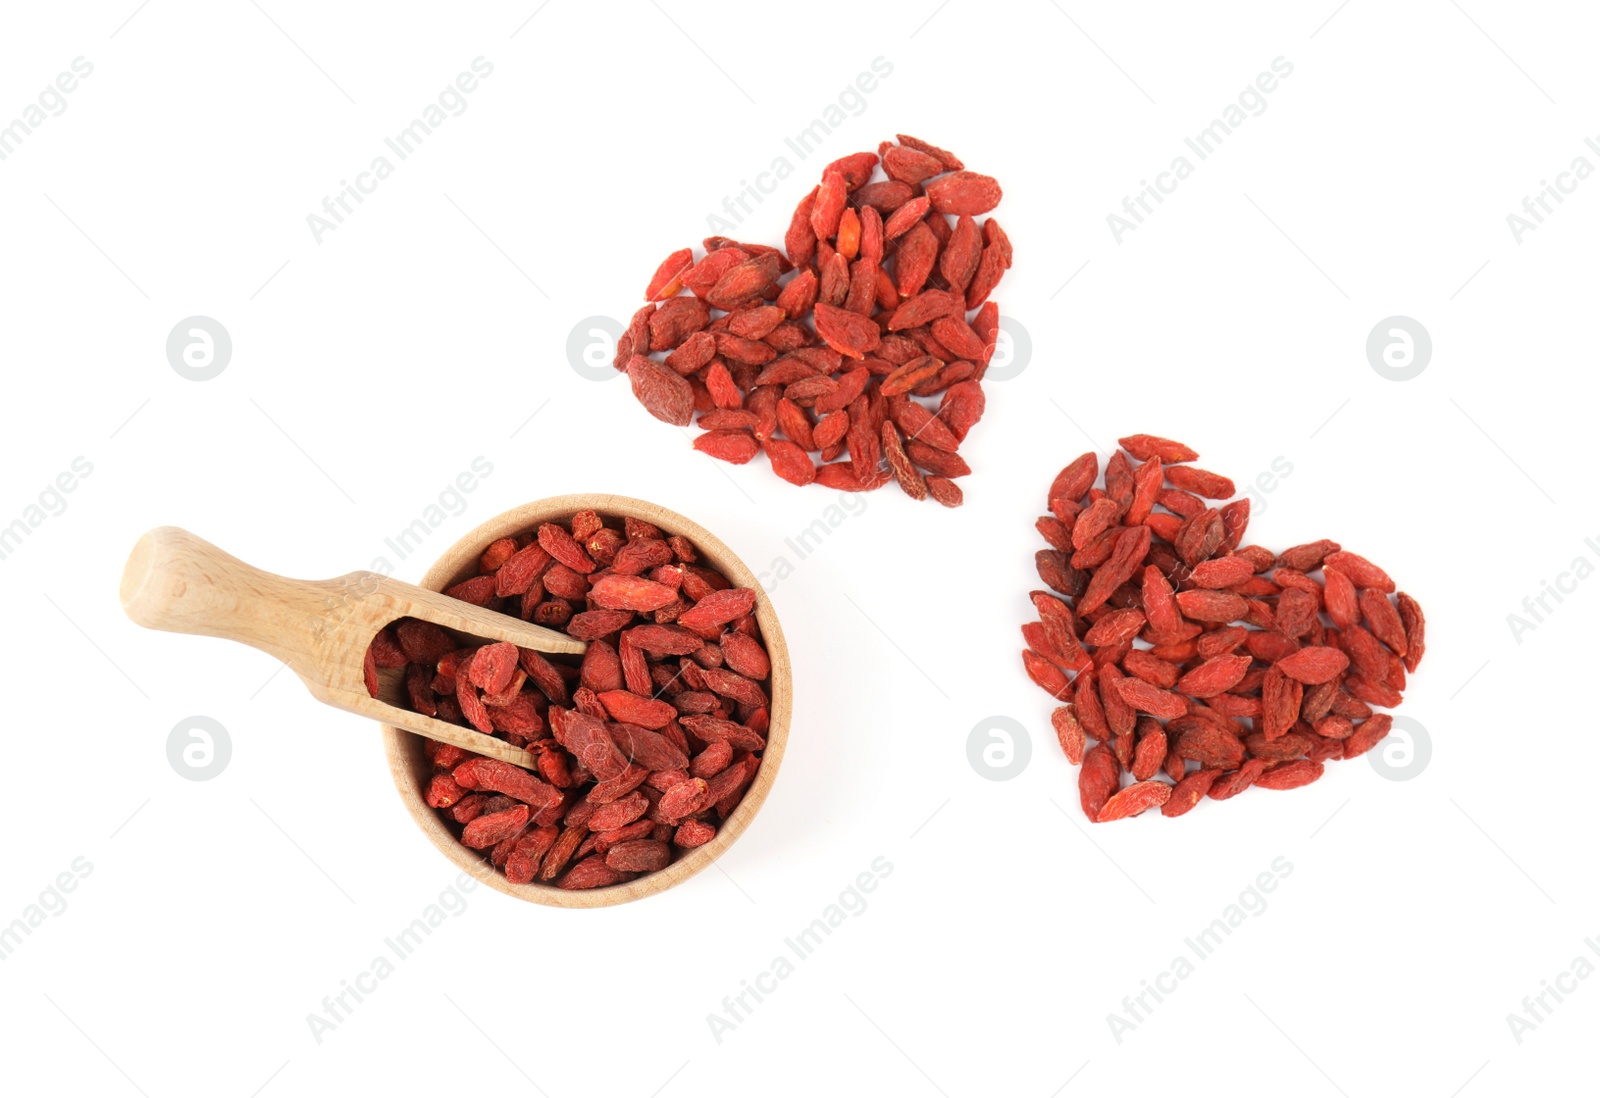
1;2;1594;1095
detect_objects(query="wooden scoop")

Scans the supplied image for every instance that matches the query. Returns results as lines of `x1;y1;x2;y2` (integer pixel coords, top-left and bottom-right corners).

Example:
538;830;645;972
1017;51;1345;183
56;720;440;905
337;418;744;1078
119;526;584;768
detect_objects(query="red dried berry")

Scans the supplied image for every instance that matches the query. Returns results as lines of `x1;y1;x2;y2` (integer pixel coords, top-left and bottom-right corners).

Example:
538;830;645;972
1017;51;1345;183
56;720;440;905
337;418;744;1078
1096;780;1172;822
924;171;1003;215
627;354;694;426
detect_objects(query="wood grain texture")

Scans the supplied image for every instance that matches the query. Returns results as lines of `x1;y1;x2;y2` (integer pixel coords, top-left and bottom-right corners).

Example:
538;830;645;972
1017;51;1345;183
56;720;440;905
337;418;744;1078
382;495;792;909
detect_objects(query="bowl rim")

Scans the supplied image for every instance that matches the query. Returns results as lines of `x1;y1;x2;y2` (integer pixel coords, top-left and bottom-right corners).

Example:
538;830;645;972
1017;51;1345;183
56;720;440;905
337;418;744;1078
381;493;790;909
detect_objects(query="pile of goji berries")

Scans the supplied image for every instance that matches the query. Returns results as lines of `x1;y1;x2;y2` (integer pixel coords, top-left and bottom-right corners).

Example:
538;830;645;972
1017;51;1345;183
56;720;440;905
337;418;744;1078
1024;435;1426;822
365;510;771;889
615;135;1011;506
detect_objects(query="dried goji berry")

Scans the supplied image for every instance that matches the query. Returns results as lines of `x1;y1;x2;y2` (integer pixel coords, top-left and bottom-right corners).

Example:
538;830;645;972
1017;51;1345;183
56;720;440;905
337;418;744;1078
1096;779;1172;822
674;818;717;848
924;171;1002;215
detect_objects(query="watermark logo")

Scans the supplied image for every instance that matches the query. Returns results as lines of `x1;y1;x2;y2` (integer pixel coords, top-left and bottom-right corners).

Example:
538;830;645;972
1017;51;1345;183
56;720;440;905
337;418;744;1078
167;716;231;781
1506;537;1599;644
1238;454;1293;516
0;456;93;564
1365;316;1430;381
0;856;93;962
1505;137;1599;243
307;873;480;1043
967;716;1031;781
705;57;894;234
706;856;892;1043
371;456;494;575
1507;936;1600;1045
982;316;1032;382
1108;856;1293;1044
567;315;624;381
1107;56;1294;242
0;57;93;164
167;316;232;381
1368;715;1430;781
306;58;494;243
757;494;868;592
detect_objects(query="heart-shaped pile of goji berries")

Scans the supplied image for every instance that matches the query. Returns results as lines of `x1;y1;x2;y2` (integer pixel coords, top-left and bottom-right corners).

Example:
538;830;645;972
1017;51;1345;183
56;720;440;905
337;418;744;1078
1024;434;1427;822
364;509;771;889
613;135;1011;505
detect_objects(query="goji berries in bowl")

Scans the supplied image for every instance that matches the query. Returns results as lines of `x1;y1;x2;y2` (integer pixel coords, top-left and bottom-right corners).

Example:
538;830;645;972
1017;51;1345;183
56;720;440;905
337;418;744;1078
379;495;790;908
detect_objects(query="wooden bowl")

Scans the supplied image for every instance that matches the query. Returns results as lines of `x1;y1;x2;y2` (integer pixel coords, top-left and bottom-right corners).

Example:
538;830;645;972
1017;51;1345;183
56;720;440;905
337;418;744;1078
381;495;790;908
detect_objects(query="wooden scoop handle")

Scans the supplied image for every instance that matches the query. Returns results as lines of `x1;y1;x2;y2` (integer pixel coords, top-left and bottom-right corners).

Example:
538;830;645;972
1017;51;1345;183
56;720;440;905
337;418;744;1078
120;525;361;667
